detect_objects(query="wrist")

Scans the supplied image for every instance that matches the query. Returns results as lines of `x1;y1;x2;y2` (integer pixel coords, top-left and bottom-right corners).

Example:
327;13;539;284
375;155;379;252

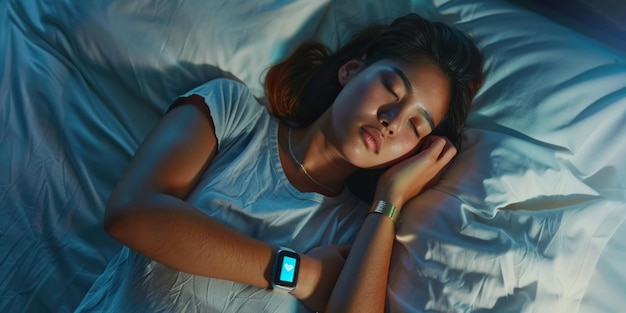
369;199;400;225
373;189;404;210
270;247;301;294
289;254;320;300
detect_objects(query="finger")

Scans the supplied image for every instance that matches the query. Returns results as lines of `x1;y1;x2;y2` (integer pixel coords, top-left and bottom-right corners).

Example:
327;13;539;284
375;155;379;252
433;143;458;177
420;135;438;150
439;141;457;161
444;139;458;157
425;136;455;159
420;137;447;158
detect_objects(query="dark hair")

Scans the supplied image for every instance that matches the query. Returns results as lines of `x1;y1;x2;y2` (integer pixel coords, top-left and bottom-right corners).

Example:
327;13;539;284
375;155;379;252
266;13;484;145
265;13;484;201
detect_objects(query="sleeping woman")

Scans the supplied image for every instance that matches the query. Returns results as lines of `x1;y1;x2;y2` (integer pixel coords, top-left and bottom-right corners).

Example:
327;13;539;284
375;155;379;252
75;13;483;313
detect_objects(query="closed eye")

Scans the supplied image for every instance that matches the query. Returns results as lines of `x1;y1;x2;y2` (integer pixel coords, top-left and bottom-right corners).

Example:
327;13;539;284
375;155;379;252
410;119;420;138
383;78;400;102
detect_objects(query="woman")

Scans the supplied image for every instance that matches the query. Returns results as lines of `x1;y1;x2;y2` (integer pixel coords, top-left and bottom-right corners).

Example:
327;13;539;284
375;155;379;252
76;13;483;313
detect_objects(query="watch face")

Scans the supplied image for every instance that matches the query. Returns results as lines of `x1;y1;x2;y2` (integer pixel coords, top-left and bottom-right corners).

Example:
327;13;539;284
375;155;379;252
273;250;300;288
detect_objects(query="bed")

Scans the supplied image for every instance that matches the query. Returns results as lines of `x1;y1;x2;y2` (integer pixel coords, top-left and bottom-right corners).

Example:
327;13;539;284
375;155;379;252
1;0;625;312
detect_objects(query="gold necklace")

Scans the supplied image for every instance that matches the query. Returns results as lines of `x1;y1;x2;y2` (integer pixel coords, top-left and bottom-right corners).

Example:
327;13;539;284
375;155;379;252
287;127;339;196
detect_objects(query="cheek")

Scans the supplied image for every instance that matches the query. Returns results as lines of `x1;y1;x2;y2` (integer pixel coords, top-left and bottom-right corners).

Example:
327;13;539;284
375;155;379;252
335;79;386;115
331;91;362;123
388;136;421;159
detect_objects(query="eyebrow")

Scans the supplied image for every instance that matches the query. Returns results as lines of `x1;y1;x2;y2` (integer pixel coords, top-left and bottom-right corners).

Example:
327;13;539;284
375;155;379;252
392;67;413;94
392;67;436;131
418;106;436;132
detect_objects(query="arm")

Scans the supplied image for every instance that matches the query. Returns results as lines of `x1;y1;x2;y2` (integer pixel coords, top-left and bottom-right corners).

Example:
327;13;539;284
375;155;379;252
325;136;457;313
105;98;271;287
325;211;395;312
105;98;323;292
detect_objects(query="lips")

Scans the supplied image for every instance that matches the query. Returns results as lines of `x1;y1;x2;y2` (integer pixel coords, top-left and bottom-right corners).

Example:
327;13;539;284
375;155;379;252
361;126;383;154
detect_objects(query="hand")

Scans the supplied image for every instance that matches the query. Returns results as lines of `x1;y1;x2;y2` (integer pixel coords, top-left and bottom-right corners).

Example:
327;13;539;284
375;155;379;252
375;136;457;208
291;245;351;312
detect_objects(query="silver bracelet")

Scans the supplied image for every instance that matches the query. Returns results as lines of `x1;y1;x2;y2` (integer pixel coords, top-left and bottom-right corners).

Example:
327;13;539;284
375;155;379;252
369;200;399;224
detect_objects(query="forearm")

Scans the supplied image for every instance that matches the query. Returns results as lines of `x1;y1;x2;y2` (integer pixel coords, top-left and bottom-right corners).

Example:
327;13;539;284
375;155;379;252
325;211;396;313
105;193;274;289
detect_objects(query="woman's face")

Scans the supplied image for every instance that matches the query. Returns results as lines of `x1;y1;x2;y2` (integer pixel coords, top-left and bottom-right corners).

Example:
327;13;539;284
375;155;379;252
328;58;451;169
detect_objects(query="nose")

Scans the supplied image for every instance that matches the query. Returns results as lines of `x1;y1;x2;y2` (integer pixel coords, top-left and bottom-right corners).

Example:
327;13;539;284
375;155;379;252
379;110;399;136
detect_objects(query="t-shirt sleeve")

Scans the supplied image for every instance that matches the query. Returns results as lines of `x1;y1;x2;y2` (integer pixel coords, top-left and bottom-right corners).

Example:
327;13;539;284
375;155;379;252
173;78;264;150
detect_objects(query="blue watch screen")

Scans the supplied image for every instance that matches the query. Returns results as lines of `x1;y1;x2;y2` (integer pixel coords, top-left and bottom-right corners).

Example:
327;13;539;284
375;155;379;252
279;256;297;283
273;250;300;288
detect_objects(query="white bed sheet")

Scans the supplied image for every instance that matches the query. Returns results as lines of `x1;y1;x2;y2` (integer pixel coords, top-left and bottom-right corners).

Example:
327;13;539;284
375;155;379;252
1;0;624;312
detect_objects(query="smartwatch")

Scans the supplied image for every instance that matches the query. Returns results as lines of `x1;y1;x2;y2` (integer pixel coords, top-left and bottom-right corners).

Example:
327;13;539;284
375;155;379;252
271;247;300;293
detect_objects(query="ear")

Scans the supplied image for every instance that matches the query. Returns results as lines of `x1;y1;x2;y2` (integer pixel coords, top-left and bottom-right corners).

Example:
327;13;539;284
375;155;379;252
338;59;363;87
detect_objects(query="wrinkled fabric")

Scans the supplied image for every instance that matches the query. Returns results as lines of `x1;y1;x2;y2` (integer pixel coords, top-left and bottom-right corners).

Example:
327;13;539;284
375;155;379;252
75;79;368;312
1;0;626;312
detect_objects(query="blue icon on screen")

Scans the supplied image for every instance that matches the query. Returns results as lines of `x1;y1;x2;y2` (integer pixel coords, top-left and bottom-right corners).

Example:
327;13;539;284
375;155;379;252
280;256;296;283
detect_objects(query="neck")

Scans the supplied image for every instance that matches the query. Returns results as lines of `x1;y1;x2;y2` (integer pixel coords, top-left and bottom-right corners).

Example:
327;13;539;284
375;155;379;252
282;123;357;196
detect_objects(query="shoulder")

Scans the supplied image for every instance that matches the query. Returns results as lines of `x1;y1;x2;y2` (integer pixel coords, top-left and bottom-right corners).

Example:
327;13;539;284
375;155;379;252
175;78;263;119
175;78;269;147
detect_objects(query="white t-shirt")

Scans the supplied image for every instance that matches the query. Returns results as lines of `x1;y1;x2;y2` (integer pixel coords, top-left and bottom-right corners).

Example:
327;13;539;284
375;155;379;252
75;79;369;313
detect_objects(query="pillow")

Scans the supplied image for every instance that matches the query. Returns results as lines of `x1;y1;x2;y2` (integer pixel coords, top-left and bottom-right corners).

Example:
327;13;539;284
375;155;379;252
384;0;626;311
429;0;626;213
